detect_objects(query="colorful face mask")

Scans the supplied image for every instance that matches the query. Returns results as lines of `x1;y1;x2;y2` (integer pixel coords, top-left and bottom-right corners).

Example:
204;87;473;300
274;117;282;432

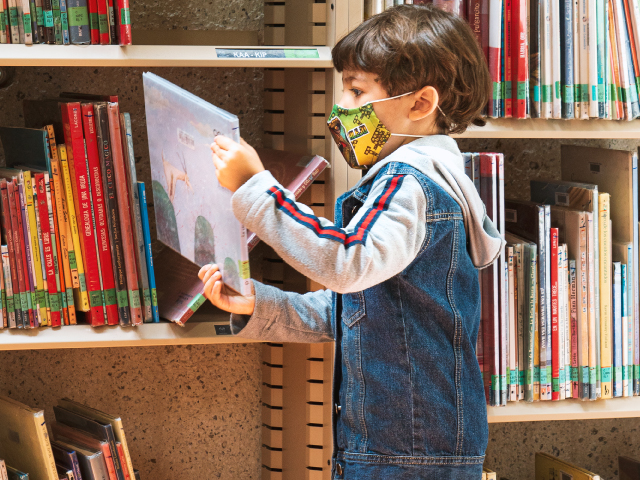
327;91;426;169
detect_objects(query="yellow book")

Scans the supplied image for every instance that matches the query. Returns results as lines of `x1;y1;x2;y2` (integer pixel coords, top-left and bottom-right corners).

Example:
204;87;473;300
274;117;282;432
56;145;79;289
535;452;601;479
30;176;52;325
483;467;497;480
22;170;48;326
51;150;76;325
600;193;612;398
59;147;90;313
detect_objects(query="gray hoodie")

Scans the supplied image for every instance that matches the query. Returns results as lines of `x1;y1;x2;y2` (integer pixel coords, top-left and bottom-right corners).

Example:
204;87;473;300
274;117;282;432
231;134;503;296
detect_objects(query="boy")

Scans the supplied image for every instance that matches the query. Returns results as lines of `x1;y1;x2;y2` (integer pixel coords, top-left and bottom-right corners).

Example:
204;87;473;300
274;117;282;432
199;5;503;479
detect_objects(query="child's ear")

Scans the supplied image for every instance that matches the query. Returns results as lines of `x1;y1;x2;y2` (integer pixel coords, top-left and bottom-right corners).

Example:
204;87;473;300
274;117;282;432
409;86;440;121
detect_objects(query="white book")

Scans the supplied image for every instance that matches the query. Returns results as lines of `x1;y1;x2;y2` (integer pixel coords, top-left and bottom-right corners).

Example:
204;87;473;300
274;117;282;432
8;0;20;44
541;0;553;118
587;0;599;117
0;0;6;44
573;0;582;116
508;246;518;402
516;243;525;400
20;0;31;44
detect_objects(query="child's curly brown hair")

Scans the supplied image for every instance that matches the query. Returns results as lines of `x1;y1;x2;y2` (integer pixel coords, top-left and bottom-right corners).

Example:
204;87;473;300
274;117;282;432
332;4;490;135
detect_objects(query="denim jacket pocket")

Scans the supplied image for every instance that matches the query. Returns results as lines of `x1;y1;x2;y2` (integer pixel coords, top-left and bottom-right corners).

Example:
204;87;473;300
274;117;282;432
341;291;366;328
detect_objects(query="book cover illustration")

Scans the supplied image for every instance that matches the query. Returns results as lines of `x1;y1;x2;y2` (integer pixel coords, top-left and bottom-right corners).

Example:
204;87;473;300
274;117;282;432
143;72;251;318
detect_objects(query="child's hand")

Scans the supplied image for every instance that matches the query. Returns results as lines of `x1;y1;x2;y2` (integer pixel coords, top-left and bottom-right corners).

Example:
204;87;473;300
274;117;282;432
210;136;265;192
198;264;256;316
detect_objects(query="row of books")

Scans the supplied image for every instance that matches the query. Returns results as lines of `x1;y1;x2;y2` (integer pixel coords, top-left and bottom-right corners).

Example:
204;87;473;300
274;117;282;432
469;145;640;405
0;93;159;329
369;0;640;121
0;0;132;45
0;395;139;480
534;452;605;479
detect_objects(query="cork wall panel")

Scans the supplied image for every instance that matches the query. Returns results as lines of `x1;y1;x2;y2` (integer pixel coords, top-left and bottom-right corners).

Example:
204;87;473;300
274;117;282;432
0;344;263;479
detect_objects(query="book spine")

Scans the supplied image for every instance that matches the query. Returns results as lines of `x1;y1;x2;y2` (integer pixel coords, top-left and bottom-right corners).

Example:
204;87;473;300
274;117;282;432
508;246;517;401
579;215;590;400
621;0;640;117
503;0;512;118
45;173;68;325
120;113;151;323
497;154;507;405
51;0;60;43
106;0;114;43
512;0;527;118
629;0;640;105
50;147;76;323
600;193;612;398
516;244;525;399
550;227;560;400
83;103;119;325
20;0;32;43
0;241;5;328
115;443;131;480
138;182;159;323
35;0;44;42
613;262;623;396
488;0;502;117
564;246;572;397
609;4;624;119
622;262;630;396
528;244;538;402
1;181;23;328
604;0;612;119
551;0;562;117
95;104;129;325
9;181;30;328
59;0;67;43
613;0;633;118
561;0;576;117
114;0;129;44
67;0;89;44
174;290;206;326
559;245;567;399
1;246;15;328
0;0;6;43
540;0;553;117
32;180;51;325
28;0;37;42
61;102;105;325
570;258;579;398
86;0;96;43
107;103;142;326
15;0;23;43
17;181;37;328
23;171;47;326
8;0;20;43
58;147;79;292
597;0;606;116
60;148;90;313
33;411;59;480
36;174;61;327
628;243;636;396
95;0;107;42
588;0;599;116
41;0;53;42
111;420;135;479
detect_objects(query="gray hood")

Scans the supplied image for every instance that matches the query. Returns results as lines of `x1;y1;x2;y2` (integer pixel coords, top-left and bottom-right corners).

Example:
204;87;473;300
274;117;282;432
356;135;504;269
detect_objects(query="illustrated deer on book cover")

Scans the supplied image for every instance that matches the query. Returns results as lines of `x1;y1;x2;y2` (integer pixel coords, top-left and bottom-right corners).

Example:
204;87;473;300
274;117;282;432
163;150;193;203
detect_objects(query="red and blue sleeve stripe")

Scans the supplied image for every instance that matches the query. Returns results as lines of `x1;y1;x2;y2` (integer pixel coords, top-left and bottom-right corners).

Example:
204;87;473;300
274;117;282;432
268;175;405;248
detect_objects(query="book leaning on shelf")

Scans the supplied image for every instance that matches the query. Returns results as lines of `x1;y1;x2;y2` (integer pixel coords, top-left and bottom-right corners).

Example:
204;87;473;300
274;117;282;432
0;0;131;44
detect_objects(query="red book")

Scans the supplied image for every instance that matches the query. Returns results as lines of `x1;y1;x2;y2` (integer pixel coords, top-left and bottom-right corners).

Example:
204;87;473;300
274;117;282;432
468;0;483;46
82;103;119;325
13;180;36;328
0;180;23;328
479;153;499;406
480;0;490;62
35;174;62;328
107;102;142;326
511;0;528;118
97;0;110;44
7;180;32;328
116;443;130;480
503;0;513;118
60;102;106;326
88;0;100;44
550;227;560;401
115;0;131;45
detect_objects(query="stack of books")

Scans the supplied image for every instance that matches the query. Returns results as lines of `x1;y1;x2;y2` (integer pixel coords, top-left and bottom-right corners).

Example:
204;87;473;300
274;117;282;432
0;395;140;480
0;93;158;329
536;452;603;479
367;0;640;121
469;145;640;405
0;0;132;45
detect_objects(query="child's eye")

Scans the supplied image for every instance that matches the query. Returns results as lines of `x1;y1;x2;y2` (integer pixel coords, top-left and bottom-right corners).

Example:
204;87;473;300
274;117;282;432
351;88;363;98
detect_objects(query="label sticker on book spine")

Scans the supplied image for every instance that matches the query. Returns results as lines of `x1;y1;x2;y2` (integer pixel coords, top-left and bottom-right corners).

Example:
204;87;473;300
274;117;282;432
519;370;524;385
120;7;130;25
79;272;87;292
9;7;18;27
104;288;117;306
534;366;540;383
143;288;151;309
571;367;579;382
98;13;107;33
539;367;547;384
0;13;5;28
6;295;14;314
151;288;158;307
60;289;68;309
19;293;28;312
635;365;640;380
116;289;129;308
129;289;141;309
491;375;499;392
66;288;74;306
68;250;77;271
239;260;250;279
89;290;102;308
517;82;527;100
49;293;60;312
188;294;206;313
563;85;574;103
623;365;629;380
67;6;87;27
601;367;612;383
36;6;43;25
36;290;46;307
615;366;622;382
89;12;98;29
43;9;53;27
22;13;31;33
61;11;68;31
552;378;560;392
526;369;532;385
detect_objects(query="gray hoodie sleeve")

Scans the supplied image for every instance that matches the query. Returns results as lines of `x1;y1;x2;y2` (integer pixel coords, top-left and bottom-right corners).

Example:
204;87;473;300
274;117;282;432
231;170;427;294
230;280;334;343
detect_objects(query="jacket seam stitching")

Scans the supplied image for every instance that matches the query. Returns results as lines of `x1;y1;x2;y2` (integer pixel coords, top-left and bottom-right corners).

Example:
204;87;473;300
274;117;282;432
397;280;415;455
447;219;464;456
356;294;368;452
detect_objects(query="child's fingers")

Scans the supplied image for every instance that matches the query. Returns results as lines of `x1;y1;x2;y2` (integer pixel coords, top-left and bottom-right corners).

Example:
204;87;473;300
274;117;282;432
211;151;225;171
211;142;228;163
201;266;221;285
214;135;236;152
204;278;223;307
198;264;211;280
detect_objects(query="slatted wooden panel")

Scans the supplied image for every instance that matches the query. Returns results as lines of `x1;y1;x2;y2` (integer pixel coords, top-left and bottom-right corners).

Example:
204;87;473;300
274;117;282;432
264;0;328;46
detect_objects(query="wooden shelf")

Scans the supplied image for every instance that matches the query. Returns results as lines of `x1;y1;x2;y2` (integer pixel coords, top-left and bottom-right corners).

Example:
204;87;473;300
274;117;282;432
487;397;640;422
0;44;333;68
0;312;261;350
456;118;640;139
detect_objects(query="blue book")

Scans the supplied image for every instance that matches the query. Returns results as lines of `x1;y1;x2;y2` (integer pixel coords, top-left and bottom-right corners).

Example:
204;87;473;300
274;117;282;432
613;262;623;397
66;0;89;44
51;441;83;480
138;181;159;323
59;0;69;44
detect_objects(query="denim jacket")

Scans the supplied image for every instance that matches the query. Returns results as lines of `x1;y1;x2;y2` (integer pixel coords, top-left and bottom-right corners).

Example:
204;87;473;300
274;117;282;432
229;137;500;479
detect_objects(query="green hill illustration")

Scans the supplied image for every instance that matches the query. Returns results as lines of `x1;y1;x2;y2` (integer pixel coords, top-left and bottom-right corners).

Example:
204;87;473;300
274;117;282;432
152;180;181;253
223;257;240;287
194;216;216;267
